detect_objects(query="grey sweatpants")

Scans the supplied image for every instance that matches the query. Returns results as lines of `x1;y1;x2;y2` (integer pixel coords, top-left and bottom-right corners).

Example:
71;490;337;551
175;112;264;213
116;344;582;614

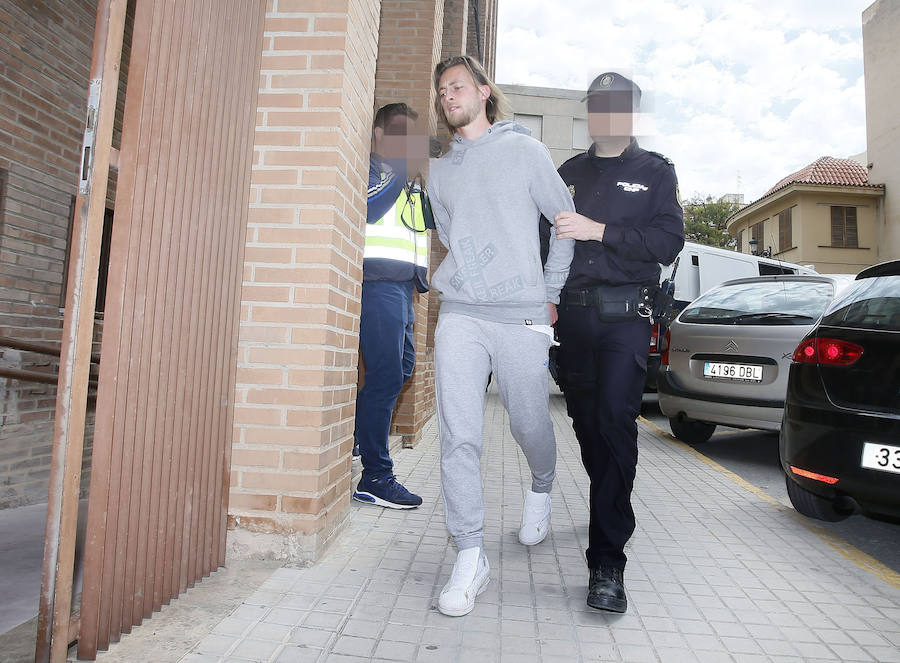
435;312;557;551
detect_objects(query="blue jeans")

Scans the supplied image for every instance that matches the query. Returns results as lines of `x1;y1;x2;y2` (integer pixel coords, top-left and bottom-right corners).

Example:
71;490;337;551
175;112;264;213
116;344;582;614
355;280;415;482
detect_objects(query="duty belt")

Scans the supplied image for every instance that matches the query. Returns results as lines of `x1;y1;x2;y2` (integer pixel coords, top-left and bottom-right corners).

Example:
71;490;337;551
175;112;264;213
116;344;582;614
560;284;657;322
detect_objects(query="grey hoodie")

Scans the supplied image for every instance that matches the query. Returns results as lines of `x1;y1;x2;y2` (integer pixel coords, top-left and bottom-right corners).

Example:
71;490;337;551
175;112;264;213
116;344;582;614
428;121;575;325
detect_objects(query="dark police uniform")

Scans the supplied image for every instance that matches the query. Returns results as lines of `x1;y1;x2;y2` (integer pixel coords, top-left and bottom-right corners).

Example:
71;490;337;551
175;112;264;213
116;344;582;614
555;138;684;574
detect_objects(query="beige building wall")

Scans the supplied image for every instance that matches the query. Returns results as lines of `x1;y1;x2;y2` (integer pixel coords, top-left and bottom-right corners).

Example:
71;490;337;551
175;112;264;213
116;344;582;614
863;0;900;262
728;186;883;274
499;84;589;167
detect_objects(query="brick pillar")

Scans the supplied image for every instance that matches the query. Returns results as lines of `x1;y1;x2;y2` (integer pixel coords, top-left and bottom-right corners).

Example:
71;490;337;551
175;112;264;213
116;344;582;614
483;0;498;79
466;0;497;77
371;0;445;447
441;0;468;58
229;0;381;562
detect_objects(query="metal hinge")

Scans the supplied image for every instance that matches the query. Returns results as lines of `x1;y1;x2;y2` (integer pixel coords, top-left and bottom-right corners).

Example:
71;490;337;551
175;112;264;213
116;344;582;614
78;78;102;195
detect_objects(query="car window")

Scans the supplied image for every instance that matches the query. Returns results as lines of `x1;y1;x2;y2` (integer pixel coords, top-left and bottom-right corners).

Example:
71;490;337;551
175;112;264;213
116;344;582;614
822;275;900;331
679;280;835;325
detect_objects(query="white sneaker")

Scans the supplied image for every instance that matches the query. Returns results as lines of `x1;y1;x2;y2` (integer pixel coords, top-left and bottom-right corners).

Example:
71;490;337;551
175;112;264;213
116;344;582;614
438;547;490;617
518;489;551;545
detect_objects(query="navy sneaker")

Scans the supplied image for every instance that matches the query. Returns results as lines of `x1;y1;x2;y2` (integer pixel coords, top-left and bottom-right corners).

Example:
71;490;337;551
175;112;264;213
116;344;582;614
353;475;422;509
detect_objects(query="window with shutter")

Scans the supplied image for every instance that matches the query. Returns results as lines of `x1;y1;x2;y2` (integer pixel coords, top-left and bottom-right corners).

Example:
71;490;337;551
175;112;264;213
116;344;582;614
778;208;792;251
830;206;858;248
751;221;762;243
845;207;858;248
831;206;843;246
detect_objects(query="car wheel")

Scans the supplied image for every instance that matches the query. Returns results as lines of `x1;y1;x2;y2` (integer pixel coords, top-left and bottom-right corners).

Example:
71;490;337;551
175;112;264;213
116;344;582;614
784;475;852;522
668;416;715;445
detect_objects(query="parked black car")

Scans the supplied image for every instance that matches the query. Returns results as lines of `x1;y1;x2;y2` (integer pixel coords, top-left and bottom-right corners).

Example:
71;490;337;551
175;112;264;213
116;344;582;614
780;260;900;522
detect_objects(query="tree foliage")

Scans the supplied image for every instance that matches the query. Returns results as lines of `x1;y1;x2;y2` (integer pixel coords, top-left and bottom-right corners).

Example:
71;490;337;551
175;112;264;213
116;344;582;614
682;195;742;249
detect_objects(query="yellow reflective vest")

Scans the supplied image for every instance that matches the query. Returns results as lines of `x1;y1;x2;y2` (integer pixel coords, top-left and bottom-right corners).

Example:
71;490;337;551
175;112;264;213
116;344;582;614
363;181;431;291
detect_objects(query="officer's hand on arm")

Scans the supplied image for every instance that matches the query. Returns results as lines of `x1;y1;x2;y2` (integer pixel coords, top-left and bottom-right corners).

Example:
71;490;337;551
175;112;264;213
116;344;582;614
554;211;606;242
547;302;558;325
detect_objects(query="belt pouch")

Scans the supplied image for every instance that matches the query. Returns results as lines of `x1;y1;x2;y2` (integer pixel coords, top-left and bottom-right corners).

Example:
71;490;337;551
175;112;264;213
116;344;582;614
593;285;640;322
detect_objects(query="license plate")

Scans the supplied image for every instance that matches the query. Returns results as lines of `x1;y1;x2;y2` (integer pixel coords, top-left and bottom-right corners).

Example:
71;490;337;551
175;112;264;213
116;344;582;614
703;361;763;382
861;443;900;474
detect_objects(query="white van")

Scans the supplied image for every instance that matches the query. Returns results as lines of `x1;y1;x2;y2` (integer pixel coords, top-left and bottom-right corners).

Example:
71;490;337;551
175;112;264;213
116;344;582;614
661;241;817;309
646;242;816;391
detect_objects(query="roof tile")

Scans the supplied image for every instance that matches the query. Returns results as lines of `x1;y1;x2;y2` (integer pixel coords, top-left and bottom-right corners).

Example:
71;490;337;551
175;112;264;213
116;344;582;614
764;156;870;196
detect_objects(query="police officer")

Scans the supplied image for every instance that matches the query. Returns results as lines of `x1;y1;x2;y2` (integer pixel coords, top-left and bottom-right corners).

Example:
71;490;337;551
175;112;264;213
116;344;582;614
352;103;433;510
552;72;684;612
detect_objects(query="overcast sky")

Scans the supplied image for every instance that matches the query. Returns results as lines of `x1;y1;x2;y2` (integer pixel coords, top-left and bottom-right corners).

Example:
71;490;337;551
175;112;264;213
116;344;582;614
496;0;872;203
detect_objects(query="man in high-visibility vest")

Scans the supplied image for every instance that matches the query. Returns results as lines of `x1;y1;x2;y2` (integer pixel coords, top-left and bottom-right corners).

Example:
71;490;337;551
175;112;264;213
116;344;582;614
352;103;433;509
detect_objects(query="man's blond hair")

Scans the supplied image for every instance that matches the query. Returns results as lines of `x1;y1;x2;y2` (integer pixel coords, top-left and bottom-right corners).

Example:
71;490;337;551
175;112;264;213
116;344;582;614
432;55;510;131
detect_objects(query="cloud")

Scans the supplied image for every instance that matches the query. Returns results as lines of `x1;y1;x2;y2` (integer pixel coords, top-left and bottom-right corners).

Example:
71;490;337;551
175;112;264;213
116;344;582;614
496;0;870;202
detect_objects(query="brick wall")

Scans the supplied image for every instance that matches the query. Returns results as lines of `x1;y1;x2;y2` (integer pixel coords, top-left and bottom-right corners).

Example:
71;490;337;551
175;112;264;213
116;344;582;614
372;0;445;447
229;0;382;561
0;0;96;508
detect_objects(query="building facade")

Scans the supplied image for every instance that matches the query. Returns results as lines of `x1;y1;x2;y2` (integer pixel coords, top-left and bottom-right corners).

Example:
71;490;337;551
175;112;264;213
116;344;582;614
499;84;590;167
726;157;884;274
863;0;900;263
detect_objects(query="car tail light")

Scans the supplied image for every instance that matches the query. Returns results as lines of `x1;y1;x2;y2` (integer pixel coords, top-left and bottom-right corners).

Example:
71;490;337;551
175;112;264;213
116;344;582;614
790;465;839;485
649;322;660;352
792;338;863;366
661;328;671;366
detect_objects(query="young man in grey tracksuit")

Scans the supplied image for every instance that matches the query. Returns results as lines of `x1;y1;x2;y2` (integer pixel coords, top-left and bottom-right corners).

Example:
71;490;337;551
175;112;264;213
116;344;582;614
428;54;575;617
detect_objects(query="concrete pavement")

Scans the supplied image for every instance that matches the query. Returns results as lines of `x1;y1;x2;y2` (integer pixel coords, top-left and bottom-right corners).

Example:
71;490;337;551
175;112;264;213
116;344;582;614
76;386;900;663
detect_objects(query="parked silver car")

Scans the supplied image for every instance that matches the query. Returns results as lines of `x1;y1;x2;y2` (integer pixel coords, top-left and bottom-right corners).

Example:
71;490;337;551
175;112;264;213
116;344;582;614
658;274;853;444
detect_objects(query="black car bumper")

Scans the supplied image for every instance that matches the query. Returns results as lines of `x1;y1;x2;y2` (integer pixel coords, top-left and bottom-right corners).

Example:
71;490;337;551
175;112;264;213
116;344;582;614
781;398;900;519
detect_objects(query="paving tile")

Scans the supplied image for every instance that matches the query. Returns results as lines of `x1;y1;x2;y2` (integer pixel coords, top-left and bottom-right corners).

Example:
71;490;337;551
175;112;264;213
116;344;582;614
195;634;237;656
246;621;291;643
288;626;334;648
863;645;900;663
231;604;269;622
302;611;346;630
212;617;255;638
231;638;281;661
331;634;376;658
179;654;221;663
373;639;417;661
414;643;459;663
273;646;322;663
499;635;539;655
655;648;701;663
618;644;657;662
459;629;498;650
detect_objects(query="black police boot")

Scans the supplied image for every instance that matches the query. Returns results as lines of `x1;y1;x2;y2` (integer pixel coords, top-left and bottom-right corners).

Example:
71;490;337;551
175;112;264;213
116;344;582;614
587;567;627;613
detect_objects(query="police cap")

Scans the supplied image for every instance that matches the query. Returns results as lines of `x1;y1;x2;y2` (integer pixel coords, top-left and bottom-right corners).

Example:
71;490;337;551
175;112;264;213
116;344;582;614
582;72;641;111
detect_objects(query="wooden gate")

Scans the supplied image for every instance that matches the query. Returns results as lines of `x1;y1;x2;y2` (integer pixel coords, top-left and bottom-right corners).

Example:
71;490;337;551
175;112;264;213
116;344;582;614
36;1;265;660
